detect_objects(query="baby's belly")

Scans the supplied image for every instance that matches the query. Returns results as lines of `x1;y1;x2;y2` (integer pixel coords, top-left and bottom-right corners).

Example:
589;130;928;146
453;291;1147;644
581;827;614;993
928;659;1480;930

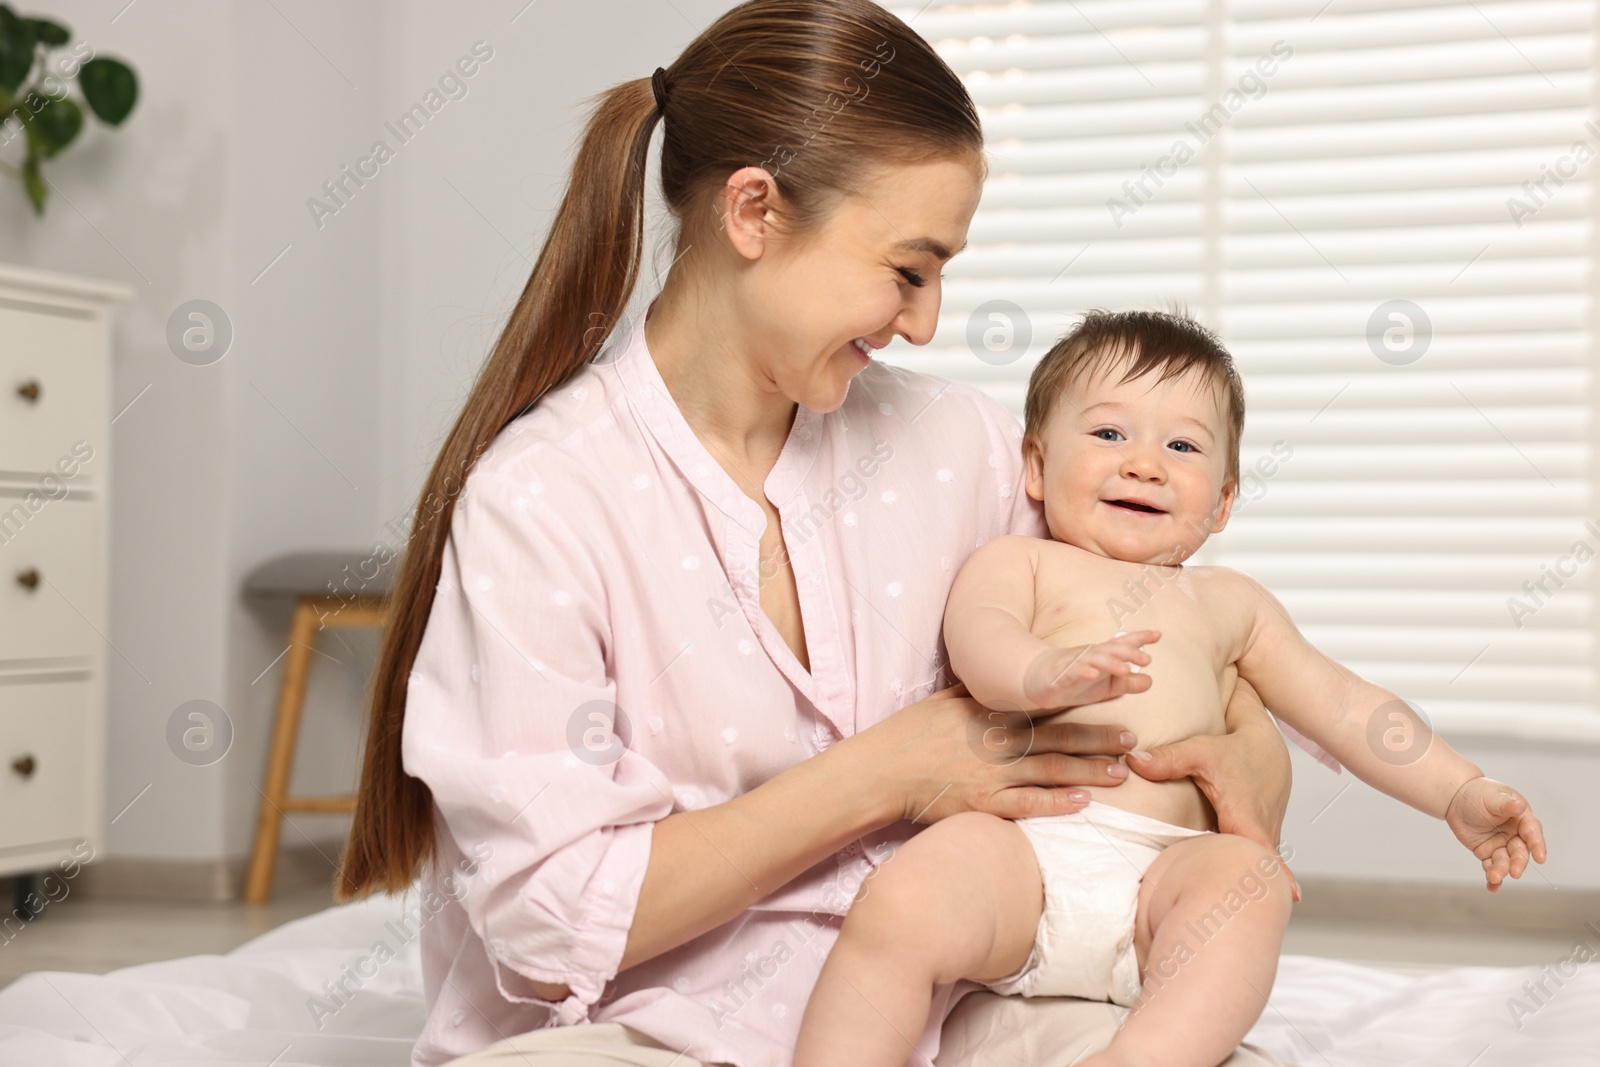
1029;717;1217;831
1073;754;1215;832
1030;645;1227;832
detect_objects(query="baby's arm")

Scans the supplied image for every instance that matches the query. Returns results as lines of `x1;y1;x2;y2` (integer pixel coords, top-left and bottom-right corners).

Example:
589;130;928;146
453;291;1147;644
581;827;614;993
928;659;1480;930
943;535;1157;713
1232;572;1547;889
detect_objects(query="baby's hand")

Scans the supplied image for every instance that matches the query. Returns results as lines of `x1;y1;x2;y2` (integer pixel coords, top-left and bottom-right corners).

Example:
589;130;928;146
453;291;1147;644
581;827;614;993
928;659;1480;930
1022;630;1159;711
1445;776;1548;892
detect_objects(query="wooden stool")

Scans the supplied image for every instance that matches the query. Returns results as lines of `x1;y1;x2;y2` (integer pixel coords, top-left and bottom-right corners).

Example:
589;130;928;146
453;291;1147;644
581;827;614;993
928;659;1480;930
241;551;399;904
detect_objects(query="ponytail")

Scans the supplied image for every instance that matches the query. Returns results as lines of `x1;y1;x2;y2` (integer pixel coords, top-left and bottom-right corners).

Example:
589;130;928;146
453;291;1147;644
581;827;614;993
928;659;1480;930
337;73;661;898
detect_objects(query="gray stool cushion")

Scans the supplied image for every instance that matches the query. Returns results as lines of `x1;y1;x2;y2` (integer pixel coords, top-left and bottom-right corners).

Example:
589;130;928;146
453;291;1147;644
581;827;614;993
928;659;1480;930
243;549;403;599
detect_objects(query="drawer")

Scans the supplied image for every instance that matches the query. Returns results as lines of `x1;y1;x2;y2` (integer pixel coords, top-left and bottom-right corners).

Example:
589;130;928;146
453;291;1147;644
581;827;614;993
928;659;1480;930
0;680;91;851
0;300;101;477
0;496;98;660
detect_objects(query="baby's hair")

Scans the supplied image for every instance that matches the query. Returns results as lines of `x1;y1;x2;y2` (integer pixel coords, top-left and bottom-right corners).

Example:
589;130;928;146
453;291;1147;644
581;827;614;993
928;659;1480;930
1022;307;1245;487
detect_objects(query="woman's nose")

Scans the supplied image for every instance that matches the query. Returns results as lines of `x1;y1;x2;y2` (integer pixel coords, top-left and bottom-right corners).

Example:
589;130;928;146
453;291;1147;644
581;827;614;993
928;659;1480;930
892;290;940;347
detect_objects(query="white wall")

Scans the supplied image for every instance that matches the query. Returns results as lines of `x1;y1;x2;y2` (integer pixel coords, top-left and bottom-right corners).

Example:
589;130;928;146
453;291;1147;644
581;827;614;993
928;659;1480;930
0;0;719;873
1284;738;1597;892
4;0;1594;893
7;0;246;860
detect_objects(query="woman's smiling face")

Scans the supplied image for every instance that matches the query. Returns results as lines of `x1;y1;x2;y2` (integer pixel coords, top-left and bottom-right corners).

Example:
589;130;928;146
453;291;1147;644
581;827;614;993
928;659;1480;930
732;157;983;412
1024;356;1238;566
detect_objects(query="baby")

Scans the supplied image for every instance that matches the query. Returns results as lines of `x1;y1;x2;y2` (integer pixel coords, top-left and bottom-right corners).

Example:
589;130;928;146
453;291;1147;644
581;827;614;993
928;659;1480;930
792;309;1548;1067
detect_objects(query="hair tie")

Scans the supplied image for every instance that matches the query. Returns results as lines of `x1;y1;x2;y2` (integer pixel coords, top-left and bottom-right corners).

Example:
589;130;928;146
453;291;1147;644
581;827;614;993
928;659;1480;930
651;66;669;114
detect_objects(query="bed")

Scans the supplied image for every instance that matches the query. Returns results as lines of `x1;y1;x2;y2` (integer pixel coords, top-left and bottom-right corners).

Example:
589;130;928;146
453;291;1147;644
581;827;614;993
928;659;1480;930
0;893;1593;1066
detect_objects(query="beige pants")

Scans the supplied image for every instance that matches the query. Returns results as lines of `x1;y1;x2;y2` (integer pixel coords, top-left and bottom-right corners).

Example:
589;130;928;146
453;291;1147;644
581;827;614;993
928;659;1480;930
442;990;1294;1065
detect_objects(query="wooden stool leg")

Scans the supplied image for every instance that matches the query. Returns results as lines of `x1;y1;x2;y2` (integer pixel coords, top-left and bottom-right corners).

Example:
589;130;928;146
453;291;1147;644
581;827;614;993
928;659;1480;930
244;597;321;904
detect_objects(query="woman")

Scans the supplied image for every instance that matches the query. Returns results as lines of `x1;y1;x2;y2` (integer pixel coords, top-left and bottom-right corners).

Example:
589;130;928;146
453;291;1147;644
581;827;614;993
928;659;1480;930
339;2;1305;1064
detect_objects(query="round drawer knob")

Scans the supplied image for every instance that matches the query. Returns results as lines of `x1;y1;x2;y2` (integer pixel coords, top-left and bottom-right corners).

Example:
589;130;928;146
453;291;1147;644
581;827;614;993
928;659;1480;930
15;380;40;403
11;755;36;779
16;568;40;591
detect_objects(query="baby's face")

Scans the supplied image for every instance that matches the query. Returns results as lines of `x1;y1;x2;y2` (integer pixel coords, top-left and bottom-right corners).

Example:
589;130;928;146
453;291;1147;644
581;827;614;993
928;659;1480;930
1024;357;1236;565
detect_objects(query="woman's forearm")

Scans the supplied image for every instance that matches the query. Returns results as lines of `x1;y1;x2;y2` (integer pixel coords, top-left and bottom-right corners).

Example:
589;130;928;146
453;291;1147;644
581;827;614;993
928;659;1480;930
619;728;897;972
522;734;894;1001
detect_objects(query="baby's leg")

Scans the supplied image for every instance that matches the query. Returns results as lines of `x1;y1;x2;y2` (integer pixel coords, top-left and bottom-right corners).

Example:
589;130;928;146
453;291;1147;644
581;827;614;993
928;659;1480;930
1083;834;1295;1067
792;812;1043;1067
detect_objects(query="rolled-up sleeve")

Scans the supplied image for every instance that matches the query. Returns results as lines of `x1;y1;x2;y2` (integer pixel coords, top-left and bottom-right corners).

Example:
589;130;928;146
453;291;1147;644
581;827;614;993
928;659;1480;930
402;465;675;1020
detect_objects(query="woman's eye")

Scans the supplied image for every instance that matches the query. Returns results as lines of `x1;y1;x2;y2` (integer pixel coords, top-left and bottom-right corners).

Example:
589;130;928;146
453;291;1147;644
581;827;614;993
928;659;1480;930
1093;428;1123;442
897;267;927;288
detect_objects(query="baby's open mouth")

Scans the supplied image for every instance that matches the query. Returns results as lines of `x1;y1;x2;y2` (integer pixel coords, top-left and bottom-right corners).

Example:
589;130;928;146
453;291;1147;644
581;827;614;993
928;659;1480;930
1105;498;1166;515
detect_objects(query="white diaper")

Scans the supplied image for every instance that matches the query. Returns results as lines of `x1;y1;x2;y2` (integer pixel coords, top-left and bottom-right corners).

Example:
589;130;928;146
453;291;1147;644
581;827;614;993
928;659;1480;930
983;801;1213;1007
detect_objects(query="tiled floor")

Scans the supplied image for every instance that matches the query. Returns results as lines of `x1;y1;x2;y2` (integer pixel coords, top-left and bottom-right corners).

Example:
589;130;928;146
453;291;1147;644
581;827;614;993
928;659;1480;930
0;884;1582;992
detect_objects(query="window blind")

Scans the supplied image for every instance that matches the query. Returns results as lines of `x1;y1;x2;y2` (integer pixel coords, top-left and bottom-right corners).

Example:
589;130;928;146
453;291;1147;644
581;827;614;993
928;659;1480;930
883;0;1600;741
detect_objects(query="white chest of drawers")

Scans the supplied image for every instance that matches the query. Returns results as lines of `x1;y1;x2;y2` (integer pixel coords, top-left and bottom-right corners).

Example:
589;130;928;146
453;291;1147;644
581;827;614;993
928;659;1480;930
0;263;129;877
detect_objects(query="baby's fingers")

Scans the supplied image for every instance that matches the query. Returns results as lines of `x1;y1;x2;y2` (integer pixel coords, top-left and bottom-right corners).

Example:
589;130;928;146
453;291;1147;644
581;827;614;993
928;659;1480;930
1485;845;1511;891
1517;810;1548;865
1104;671;1155;698
1078;649;1141;681
1096;641;1155;673
1507;834;1530;879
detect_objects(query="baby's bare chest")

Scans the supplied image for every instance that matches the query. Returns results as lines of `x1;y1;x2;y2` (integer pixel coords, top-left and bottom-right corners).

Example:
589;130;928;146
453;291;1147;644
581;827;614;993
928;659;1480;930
1029;550;1253;743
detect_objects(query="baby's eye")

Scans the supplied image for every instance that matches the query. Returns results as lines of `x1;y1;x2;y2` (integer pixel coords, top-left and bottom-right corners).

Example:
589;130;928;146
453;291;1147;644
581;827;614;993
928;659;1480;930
1168;440;1199;454
1093;428;1124;442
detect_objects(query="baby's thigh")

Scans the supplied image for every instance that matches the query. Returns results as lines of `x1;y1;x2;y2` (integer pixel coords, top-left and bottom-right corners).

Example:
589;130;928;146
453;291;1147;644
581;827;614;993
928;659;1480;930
1132;833;1294;972
847;812;1044;981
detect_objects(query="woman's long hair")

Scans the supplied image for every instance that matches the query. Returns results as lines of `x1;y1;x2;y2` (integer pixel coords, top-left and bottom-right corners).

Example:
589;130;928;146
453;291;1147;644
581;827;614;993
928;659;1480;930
337;0;986;899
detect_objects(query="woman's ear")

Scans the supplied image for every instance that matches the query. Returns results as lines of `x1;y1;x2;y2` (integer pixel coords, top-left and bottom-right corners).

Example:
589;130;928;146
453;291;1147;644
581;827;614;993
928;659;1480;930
713;165;781;262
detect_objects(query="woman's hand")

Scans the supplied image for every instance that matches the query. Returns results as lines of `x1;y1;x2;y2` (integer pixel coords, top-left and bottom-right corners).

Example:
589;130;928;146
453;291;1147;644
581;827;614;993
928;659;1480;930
1124;676;1301;901
856;682;1139;827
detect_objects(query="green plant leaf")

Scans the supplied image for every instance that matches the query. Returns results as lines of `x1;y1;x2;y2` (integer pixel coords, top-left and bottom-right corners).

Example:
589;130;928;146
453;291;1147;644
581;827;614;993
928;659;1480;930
26;17;67;47
20;89;81;156
21;152;46;215
0;5;38;93
80;57;136;125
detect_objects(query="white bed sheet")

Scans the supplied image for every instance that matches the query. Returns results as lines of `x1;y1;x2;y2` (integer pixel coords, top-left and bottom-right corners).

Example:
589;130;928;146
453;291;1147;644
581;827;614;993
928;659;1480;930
0;893;1593;1066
